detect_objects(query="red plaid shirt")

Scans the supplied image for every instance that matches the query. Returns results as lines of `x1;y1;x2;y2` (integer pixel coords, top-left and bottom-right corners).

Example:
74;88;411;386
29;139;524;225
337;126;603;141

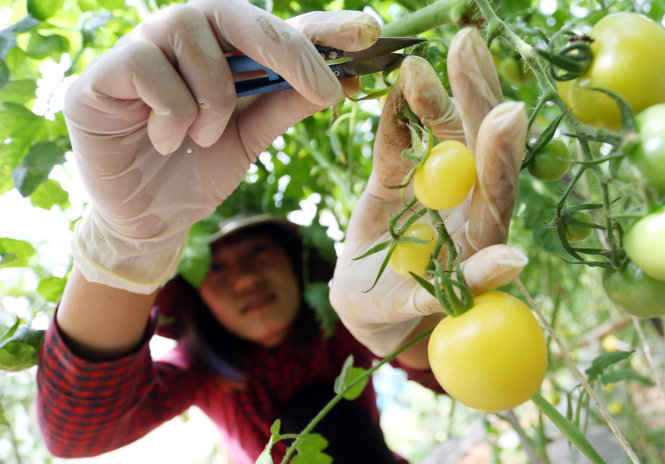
37;313;441;463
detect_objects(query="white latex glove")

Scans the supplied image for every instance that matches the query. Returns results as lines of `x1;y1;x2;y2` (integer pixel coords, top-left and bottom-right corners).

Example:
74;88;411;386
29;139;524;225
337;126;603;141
65;0;380;294
330;28;529;357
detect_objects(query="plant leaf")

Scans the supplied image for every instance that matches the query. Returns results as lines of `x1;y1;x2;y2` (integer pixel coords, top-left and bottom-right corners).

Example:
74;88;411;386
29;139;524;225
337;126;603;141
532;392;607;464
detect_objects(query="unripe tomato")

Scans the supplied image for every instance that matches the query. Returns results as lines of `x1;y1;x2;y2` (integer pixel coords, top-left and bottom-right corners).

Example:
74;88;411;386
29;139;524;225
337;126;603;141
629;103;665;194
557;12;665;131
428;291;548;413
624;207;665;281
388;221;436;277
413;140;476;210
603;261;665;318
527;139;572;181
564;211;593;242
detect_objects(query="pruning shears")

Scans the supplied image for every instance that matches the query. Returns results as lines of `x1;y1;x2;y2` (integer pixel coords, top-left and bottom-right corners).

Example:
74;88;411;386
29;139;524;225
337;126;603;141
227;37;426;97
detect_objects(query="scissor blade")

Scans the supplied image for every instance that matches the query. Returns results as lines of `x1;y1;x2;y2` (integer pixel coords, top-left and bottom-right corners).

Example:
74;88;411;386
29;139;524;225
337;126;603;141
342;53;406;77
346;37;426;61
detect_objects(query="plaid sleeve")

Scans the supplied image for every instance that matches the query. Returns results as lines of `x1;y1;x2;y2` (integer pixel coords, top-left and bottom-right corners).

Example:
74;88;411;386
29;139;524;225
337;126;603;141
36;312;198;458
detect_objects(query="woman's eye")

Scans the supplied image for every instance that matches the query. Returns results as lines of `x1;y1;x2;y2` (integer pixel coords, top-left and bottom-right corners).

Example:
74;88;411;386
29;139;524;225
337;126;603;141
208;262;225;273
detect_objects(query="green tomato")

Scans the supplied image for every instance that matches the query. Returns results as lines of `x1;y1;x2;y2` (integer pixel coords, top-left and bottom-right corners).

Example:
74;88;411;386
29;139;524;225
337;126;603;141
413;140;476;210
624;207;665;281
428;291;548;413
388;221;436;277
629;103;665;194
564;211;593;242
528;139;572;181
603;261;665;318
557;12;665;131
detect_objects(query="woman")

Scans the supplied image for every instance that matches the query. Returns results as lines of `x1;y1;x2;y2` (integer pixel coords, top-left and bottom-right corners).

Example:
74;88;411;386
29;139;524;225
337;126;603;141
38;213;438;462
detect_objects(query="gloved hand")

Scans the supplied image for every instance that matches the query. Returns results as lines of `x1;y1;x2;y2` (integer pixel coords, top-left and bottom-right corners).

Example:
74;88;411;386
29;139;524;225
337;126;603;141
65;0;380;294
330;28;529;357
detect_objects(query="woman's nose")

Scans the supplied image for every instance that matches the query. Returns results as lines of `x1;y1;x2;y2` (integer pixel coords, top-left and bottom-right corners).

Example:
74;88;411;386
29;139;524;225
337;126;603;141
231;266;263;292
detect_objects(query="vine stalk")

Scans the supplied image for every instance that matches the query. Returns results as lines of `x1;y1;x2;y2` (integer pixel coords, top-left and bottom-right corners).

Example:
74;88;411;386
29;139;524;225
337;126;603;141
515;278;640;464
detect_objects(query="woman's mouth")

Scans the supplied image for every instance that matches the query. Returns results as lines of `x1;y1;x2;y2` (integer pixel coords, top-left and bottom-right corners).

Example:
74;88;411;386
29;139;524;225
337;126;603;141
241;293;277;314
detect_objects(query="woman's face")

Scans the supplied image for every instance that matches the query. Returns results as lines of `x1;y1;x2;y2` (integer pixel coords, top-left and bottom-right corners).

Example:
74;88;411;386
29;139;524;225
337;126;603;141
198;232;301;348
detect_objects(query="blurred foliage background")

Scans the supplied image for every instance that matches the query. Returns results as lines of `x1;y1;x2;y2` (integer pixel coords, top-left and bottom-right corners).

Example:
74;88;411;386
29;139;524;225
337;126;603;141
0;0;664;462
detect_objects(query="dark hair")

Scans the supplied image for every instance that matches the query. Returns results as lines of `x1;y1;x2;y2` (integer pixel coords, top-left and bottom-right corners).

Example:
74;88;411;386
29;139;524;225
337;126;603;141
157;223;334;383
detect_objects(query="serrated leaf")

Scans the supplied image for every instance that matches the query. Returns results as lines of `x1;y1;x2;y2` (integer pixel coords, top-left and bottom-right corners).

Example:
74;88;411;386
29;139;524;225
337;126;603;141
37;275;67;302
12;141;67;197
292;434;332;464
27;0;65;21
0;325;45;371
29;178;70;210
0;238;35;268
585;350;634;380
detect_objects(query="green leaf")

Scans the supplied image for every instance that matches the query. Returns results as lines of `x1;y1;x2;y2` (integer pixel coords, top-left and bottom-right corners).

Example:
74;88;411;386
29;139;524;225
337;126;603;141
600;369;656;387
37;275;67;302
292;433;332;464
255;420;281;464
27;0;65;21
0;79;37;105
0;324;45;371
532;392;607;464
585;350;634;380
0;102;46;140
26;33;70;60
81;12;111;45
0;238;35;268
0;60;8;88
29;178;70;210
12;141;67;197
99;0;126;10
333;355;369;400
304;282;337;338
177;222;213;288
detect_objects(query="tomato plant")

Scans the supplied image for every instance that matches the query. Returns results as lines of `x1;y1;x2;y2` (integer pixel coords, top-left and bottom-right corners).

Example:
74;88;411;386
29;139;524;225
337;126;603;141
603;261;665;318
413;140;476;210
557;12;665;131
527;139;571;181
564;210;593;242
427;291;548;413
388;221;436;277
629;103;665;194
623;207;665;281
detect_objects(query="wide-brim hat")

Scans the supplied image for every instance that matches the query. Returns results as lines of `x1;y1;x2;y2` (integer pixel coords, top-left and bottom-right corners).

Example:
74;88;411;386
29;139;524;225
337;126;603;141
154;213;336;340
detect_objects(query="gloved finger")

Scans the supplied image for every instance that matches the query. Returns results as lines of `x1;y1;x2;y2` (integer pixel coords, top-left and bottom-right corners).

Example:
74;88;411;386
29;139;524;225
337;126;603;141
447;27;503;153
362;84;413;201
287;10;380;51
64;40;200;157
236;10;380;156
399;55;464;144
128;4;234;151
191;0;344;107
413;244;528;314
453;101;527;254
